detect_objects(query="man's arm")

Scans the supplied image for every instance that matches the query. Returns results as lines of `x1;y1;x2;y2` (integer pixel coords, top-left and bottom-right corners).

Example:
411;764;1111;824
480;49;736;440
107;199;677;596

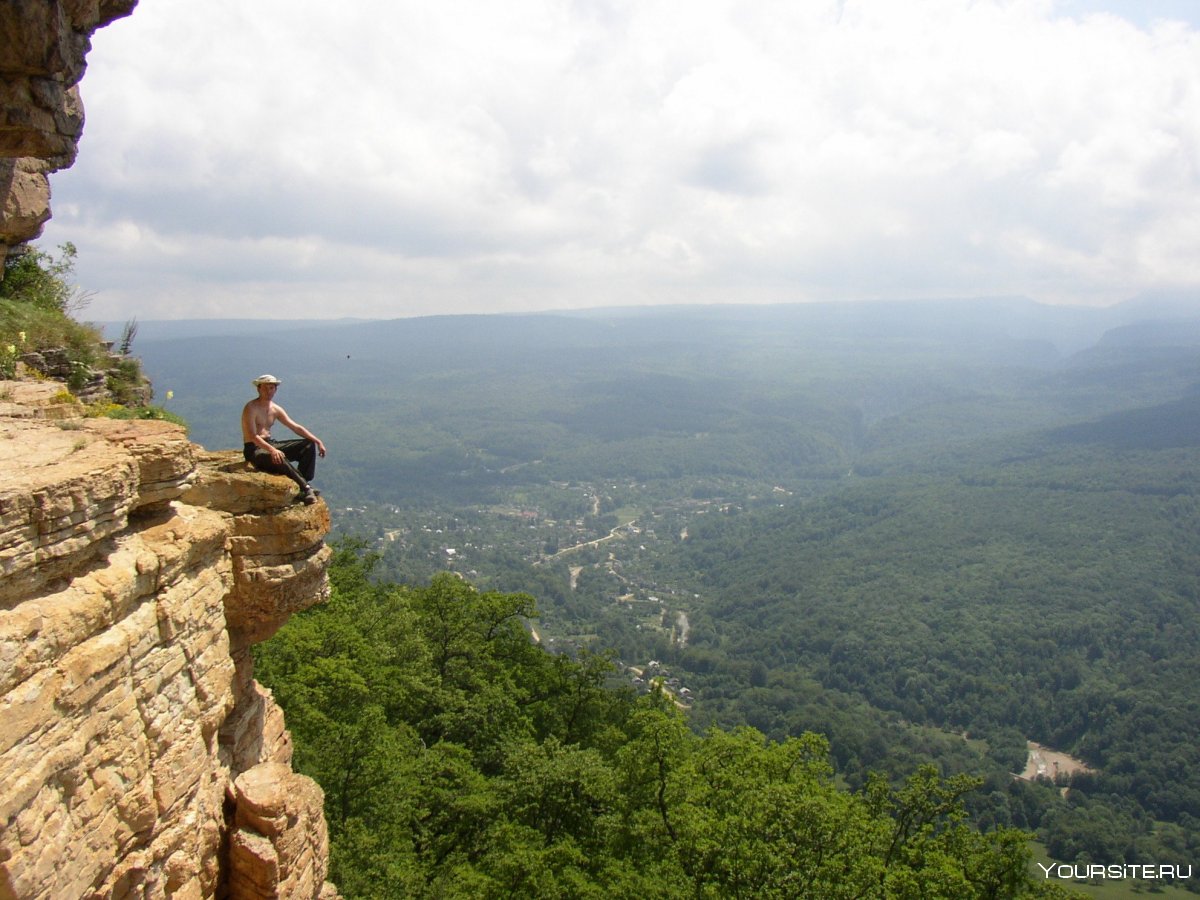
274;405;327;457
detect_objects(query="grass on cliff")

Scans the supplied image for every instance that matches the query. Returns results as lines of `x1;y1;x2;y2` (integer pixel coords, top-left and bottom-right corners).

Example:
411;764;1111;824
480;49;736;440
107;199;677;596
87;401;188;427
0;243;180;425
1;243;103;380
0;296;106;378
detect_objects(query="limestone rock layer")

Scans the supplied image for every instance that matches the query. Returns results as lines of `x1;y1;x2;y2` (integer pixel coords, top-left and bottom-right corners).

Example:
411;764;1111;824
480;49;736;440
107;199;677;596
0;388;339;899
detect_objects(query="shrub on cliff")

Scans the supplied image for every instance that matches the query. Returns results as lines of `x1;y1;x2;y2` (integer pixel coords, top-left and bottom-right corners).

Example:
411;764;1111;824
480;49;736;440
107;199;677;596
2;242;92;314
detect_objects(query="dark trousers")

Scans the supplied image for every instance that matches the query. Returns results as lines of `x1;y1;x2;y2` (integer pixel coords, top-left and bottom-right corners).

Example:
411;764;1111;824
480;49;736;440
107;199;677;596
243;439;317;488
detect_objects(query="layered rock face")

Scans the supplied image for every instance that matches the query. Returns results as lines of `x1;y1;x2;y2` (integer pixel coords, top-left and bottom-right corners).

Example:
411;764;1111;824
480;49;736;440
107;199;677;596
2;4;342;890
0;387;339;899
0;0;137;252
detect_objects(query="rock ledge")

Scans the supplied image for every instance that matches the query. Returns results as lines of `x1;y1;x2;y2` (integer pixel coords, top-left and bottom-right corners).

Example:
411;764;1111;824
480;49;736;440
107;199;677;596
0;386;339;899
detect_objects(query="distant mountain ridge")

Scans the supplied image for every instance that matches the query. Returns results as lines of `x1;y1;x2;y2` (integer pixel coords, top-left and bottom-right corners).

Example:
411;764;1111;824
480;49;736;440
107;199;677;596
116;297;1200;506
108;291;1198;357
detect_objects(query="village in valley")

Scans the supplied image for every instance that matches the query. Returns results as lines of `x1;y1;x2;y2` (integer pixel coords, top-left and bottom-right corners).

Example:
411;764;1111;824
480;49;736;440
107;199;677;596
330;478;760;705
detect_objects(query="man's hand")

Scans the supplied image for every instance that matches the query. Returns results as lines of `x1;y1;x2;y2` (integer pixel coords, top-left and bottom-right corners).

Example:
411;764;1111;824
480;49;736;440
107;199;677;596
270;447;285;464
316;439;327;458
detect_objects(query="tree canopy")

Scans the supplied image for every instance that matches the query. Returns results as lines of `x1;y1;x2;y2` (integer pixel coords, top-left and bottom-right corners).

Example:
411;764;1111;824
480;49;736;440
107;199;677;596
254;543;1071;898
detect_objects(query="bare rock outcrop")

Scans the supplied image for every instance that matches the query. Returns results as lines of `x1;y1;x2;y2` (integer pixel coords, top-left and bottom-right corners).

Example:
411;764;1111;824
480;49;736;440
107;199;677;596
0;0;138;251
1;2;342;890
182;452;333;649
0;387;339;899
229;763;338;900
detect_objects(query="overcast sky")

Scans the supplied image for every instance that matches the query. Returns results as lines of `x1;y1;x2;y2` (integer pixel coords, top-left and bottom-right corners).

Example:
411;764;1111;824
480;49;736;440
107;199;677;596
41;0;1200;321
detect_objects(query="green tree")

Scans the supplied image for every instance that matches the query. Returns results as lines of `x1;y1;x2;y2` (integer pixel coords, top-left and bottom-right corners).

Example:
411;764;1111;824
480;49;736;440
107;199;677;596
1;242;102;380
1;242;89;313
255;541;1064;899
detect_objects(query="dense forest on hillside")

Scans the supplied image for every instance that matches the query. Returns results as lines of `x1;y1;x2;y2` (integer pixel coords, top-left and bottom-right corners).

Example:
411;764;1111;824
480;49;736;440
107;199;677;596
254;544;1070;898
660;430;1200;866
136;298;1200;891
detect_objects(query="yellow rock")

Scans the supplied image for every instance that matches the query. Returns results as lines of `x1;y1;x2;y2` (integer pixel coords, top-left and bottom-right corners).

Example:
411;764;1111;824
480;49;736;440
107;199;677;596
0;390;339;899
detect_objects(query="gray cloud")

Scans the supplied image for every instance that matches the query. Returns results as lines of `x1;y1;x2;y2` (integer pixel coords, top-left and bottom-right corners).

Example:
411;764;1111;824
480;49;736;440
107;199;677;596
40;0;1200;321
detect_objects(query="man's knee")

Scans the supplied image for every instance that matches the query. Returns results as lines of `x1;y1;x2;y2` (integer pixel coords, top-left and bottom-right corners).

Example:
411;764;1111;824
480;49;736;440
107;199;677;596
297;442;317;480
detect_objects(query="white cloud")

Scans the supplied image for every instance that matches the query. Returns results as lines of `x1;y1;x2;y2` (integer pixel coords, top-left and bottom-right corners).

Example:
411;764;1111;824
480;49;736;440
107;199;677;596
41;0;1200;320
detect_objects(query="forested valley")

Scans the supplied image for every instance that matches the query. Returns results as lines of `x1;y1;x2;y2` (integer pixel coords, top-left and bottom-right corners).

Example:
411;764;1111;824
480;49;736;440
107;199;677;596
136;298;1200;896
255;542;1061;897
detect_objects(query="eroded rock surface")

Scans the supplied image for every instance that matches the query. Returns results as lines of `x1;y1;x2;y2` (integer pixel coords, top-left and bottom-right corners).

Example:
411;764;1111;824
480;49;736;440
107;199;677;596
0;0;139;251
2;2;342;891
0;388;339;899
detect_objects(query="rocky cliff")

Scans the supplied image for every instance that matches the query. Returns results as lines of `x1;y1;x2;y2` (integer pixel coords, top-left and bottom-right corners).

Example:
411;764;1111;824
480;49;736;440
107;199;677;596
1;0;138;254
0;382;339;899
2;5;342;892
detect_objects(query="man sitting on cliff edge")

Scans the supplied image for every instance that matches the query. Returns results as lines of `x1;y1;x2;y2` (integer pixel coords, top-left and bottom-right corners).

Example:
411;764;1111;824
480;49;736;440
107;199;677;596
241;374;326;505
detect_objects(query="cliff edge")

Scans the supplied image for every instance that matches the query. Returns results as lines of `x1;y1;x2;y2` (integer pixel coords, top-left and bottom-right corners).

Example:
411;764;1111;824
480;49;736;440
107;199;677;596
0;382;339;899
2;5;341;892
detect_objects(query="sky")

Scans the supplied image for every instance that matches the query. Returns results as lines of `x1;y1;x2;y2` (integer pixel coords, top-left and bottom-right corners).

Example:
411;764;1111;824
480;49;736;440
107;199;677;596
40;0;1200;321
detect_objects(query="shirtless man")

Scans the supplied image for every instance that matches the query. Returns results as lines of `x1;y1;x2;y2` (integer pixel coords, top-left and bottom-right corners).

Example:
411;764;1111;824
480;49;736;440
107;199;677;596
241;374;327;504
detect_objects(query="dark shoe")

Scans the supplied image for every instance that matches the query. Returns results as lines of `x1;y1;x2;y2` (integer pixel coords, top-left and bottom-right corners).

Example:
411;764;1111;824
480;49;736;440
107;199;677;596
298;487;318;505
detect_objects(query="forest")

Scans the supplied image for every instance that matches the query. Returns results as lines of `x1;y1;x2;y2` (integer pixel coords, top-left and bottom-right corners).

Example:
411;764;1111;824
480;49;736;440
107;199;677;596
253;542;1069;898
135;297;1200;894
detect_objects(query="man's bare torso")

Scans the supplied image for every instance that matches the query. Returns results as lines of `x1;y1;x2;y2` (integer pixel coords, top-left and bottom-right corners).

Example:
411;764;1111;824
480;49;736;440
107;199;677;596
241;398;281;443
